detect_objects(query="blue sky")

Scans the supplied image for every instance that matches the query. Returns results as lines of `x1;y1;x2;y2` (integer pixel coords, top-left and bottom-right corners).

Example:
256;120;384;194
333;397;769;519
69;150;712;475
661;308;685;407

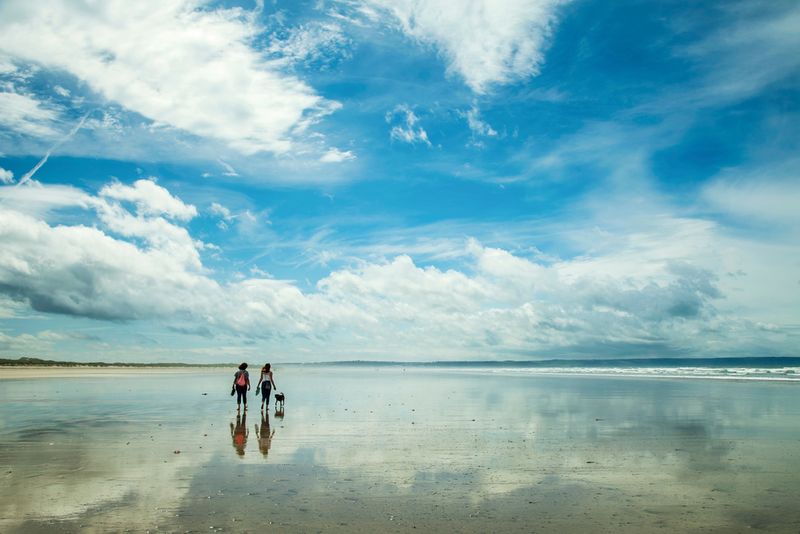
0;0;798;363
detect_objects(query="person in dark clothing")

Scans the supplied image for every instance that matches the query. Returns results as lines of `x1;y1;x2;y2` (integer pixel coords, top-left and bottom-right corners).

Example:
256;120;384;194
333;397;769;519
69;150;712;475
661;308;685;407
256;363;277;411
233;362;250;411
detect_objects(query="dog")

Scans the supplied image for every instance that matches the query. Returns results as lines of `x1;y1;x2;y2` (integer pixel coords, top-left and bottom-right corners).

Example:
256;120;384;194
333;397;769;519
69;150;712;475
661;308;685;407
274;392;285;409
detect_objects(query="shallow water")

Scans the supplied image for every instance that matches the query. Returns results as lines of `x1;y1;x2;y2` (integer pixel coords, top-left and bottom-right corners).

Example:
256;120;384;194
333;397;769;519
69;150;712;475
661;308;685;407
1;366;799;532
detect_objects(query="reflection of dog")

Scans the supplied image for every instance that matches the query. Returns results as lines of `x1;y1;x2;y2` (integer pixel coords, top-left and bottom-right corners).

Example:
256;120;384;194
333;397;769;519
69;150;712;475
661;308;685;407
274;392;285;409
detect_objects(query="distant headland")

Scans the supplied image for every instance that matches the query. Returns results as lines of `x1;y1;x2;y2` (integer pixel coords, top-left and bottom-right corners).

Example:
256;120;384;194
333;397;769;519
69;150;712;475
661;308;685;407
0;357;234;368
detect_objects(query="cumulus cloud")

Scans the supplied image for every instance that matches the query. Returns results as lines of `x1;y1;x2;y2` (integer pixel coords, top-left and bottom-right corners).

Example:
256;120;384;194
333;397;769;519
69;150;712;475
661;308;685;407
1;178;796;359
0;0;339;154
0;206;212;320
364;0;567;93
386;105;431;146
0;180;744;355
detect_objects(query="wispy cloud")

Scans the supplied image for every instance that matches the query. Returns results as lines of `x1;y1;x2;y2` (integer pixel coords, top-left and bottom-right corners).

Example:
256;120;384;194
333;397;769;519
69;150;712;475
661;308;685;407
267;21;351;68
210;202;233;221
363;0;568;93
702;160;800;228
0;91;60;138
0;0;339;155
320;147;356;163
464;105;498;144
52;85;71;98
386;105;431;146
209;200;260;231
631;2;800;117
216;159;239;177
17;110;93;186
0;167;13;184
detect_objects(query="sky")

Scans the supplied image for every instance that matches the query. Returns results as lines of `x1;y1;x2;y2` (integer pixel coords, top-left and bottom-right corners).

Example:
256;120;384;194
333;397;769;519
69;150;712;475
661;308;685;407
0;0;798;363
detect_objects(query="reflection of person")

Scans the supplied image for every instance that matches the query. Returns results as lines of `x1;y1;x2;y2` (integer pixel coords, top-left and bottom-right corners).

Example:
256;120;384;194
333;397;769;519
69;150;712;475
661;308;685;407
255;410;275;458
230;412;248;457
256;363;277;411
232;362;250;411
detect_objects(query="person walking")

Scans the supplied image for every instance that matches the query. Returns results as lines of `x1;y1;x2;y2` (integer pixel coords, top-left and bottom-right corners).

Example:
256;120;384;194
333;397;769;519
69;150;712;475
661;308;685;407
233;362;250;411
256;363;277;411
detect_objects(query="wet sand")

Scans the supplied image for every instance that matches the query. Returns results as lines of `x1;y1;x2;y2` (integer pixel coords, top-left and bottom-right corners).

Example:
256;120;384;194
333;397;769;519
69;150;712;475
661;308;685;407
1;366;799;532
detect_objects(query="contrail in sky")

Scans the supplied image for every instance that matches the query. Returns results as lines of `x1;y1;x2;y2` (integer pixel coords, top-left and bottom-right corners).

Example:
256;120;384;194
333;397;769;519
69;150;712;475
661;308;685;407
16;110;94;187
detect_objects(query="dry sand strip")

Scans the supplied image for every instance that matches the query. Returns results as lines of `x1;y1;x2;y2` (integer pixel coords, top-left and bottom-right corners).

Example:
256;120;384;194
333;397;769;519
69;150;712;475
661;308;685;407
0;366;229;379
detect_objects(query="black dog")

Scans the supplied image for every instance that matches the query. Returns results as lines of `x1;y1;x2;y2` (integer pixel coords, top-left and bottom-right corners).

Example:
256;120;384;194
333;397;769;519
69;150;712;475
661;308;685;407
274;392;285;409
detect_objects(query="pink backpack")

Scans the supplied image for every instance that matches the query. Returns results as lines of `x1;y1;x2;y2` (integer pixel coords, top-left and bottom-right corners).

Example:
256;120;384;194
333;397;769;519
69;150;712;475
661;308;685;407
236;372;247;386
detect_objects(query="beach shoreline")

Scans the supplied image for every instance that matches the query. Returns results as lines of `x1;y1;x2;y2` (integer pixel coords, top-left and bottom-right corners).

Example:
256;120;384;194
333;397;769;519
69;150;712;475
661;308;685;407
3;363;799;382
0;365;230;379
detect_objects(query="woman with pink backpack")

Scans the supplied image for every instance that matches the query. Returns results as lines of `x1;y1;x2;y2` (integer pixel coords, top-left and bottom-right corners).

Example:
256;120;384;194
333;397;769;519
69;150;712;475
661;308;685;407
232;362;250;411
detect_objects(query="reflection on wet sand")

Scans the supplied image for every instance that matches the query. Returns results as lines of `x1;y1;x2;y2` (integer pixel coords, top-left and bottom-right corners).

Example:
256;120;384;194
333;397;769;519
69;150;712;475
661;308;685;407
255;410;275;457
230;412;248;457
0;386;202;532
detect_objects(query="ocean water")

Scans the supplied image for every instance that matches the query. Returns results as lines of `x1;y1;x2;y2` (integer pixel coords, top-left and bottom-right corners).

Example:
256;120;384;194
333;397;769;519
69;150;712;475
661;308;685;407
319;357;800;381
1;365;799;532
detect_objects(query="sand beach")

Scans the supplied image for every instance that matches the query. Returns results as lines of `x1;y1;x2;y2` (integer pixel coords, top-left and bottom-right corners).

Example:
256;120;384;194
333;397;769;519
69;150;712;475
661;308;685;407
1;365;799;532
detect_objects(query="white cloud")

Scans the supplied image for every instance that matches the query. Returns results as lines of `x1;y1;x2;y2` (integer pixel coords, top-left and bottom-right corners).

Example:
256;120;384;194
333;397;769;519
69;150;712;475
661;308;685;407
0;209;211;320
320;147;356;163
210;202;233;221
684;3;800;106
0;57;16;74
217;159;239;177
0;0;339;154
0;181;93;217
465;106;498;138
703;174;800;227
1;177;797;360
208;201;261;232
365;0;567;93
386;105;431;146
52;85;71;98
268;22;350;67
634;3;800;116
99;179;197;221
0;167;14;184
0;90;59;138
